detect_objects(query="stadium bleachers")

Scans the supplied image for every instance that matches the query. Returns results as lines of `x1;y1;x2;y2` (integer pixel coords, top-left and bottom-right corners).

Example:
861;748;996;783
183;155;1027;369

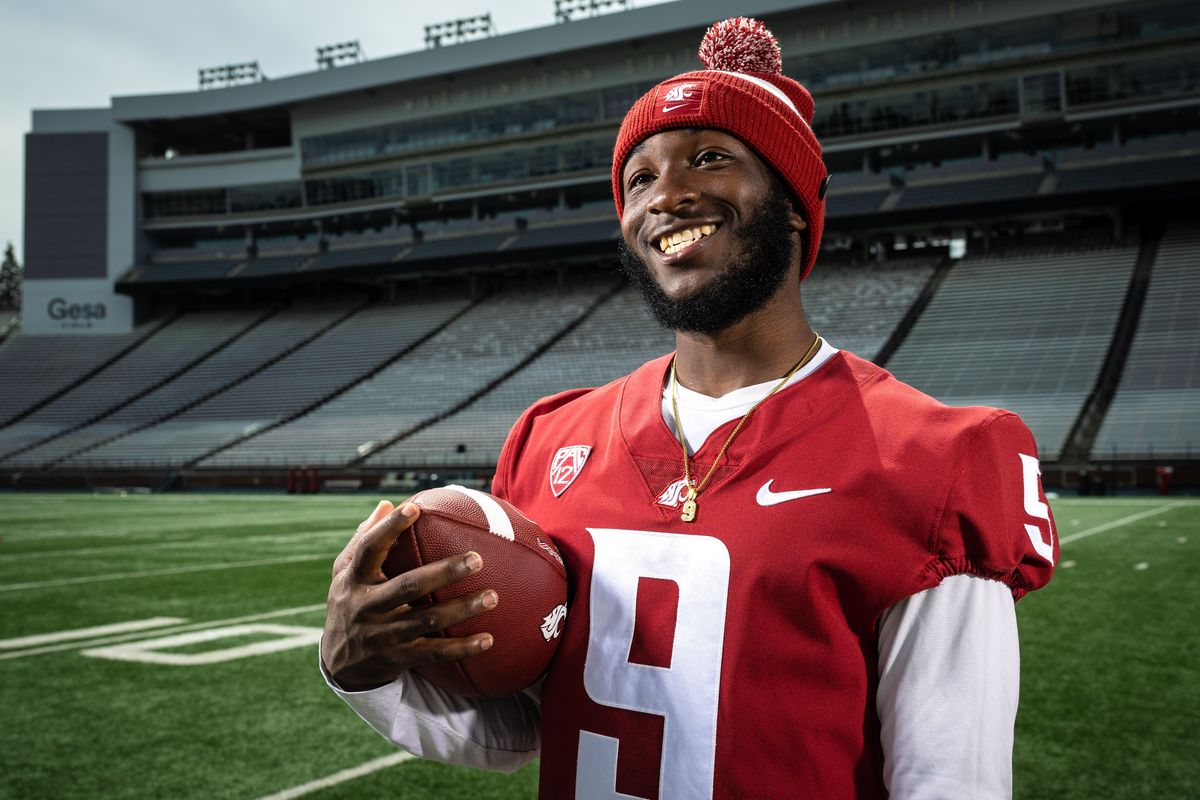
58;296;471;469
1092;221;1200;459
803;257;937;359
0;310;266;463
0;320;162;426
366;259;935;468
1;300;358;468
366;284;672;467
200;276;613;468
5;230;1188;473
885;240;1139;460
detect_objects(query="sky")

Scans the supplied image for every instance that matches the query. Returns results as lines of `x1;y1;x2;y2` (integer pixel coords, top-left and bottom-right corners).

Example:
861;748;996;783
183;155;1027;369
0;0;674;263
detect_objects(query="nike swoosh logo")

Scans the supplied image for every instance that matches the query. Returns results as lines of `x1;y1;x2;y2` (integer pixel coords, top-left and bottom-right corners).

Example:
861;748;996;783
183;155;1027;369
756;480;831;506
661;103;691;113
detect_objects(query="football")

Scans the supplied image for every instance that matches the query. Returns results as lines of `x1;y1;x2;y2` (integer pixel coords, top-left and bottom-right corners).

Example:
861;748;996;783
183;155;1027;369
382;484;569;698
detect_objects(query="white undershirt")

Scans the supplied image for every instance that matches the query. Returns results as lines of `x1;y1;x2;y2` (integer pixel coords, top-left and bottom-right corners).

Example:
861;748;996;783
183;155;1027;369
323;340;1020;797
662;338;839;455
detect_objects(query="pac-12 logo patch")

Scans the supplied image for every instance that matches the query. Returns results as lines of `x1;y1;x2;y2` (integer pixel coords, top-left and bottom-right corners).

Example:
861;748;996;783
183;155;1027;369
657;81;703;115
549;445;591;497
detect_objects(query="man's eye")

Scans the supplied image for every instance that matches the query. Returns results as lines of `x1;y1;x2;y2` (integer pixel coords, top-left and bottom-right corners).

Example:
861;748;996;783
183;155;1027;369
697;151;728;165
628;173;652;189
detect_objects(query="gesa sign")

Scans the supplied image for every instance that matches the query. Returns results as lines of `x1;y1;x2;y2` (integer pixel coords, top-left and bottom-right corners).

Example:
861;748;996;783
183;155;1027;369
47;297;107;325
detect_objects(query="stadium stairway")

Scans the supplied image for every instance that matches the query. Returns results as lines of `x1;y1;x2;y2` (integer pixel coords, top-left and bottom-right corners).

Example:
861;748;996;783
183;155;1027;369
33;298;374;469
873;256;954;367
1058;223;1163;463
0;309;274;465
348;278;625;467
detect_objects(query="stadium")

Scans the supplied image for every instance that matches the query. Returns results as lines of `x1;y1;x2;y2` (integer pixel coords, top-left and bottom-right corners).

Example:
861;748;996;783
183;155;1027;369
2;0;1198;798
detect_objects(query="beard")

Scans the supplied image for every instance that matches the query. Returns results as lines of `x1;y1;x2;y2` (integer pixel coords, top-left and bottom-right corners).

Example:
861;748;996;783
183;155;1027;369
616;183;797;335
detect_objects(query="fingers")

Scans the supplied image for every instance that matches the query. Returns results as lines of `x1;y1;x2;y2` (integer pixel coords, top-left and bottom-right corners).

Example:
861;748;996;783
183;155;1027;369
378;587;499;638
333;499;397;578
359;499;395;533
406;632;495;664
349;502;421;581
370;551;486;609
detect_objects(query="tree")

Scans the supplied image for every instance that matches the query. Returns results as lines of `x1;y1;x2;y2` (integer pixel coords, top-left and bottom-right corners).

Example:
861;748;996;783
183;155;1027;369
0;242;21;310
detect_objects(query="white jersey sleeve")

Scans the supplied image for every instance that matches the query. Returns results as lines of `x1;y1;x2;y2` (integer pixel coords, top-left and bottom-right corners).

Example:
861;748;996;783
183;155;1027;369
319;648;542;773
876;573;1020;799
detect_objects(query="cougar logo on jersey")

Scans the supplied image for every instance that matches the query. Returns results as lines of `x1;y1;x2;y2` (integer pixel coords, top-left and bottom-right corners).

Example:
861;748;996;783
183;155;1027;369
541;603;568;641
657;477;691;508
549;445;591;497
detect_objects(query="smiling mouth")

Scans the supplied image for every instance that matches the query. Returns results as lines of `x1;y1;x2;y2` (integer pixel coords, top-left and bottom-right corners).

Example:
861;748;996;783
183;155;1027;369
656;224;719;255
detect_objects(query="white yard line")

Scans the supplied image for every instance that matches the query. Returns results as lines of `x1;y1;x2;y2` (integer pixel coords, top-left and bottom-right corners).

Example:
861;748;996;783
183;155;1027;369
0;603;326;661
0;553;331;593
82;624;323;666
1060;501;1187;546
0;529;347;562
0;515;355;542
256;753;415;800
0;617;186;649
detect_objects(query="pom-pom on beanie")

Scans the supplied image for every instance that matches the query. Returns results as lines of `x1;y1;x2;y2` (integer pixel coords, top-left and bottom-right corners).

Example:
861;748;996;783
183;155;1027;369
612;17;828;280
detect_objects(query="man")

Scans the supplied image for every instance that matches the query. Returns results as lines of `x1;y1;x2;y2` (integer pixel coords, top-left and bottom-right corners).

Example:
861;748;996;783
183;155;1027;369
321;18;1057;798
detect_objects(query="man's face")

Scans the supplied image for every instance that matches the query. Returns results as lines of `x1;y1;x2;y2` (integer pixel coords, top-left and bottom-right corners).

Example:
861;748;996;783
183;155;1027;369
617;129;801;334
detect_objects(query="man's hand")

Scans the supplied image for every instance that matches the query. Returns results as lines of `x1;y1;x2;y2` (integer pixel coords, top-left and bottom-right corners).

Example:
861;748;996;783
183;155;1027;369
321;500;498;692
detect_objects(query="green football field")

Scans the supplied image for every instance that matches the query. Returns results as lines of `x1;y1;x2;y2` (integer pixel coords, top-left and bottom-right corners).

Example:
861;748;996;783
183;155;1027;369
1;492;1196;799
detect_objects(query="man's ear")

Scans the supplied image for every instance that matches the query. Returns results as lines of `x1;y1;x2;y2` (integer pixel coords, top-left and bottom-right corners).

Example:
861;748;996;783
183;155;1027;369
787;204;808;235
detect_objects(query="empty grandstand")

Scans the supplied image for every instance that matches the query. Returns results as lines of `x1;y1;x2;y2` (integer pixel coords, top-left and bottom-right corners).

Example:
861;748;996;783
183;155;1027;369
1092;220;1200;461
56;293;471;470
201;275;613;469
886;238;1139;460
7;0;1199;491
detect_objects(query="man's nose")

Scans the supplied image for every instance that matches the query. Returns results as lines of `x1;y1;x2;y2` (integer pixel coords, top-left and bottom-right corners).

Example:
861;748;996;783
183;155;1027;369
647;165;700;216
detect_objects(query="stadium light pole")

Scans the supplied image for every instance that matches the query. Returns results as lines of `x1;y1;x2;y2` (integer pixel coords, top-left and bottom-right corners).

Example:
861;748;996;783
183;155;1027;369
554;0;630;23
316;41;365;70
424;14;496;48
198;62;266;90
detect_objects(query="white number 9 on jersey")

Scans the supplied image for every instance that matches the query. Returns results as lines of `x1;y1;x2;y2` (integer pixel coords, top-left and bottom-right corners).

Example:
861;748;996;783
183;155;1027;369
576;528;731;800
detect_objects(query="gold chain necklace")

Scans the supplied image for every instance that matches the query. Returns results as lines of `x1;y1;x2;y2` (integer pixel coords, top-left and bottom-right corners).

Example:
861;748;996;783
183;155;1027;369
669;334;822;523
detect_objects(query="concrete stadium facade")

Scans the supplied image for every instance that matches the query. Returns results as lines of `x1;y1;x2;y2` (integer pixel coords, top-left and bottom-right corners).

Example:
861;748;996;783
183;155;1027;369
22;0;1199;333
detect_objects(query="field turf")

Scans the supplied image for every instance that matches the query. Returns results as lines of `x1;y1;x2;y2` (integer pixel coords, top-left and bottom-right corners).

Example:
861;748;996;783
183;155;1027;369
1;492;1196;799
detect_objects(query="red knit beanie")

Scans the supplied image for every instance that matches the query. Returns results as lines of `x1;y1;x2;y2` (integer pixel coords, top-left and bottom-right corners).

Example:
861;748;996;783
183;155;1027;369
612;17;828;280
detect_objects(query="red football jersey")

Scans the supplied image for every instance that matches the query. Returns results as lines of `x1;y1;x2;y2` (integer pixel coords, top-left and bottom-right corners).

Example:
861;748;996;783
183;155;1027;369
493;351;1057;800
